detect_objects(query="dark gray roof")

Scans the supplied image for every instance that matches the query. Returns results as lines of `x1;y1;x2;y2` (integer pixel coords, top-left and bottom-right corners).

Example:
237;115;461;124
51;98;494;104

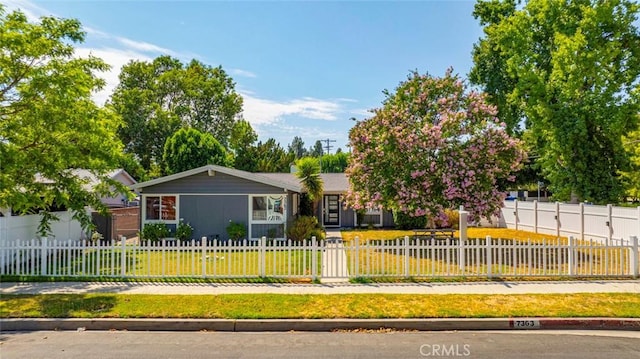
259;172;349;193
132;165;302;192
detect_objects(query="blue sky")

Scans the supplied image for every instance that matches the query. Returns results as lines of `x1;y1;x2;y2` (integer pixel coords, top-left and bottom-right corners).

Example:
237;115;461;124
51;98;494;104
6;0;483;151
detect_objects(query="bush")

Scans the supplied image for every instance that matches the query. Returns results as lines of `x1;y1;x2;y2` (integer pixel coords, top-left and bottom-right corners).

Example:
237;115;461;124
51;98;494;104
176;221;194;241
90;231;103;242
443;209;460;229
393;211;427;230
140;222;170;242
298;193;314;216
226;221;246;241
287;216;324;241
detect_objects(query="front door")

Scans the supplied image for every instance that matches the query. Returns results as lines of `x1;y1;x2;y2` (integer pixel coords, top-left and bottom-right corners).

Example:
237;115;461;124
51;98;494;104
323;195;340;227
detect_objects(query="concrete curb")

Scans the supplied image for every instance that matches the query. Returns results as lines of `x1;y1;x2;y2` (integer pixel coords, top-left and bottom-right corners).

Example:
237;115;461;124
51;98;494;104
2;318;639;332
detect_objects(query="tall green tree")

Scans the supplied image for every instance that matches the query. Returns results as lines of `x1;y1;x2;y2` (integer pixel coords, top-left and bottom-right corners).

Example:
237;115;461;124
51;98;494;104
470;0;640;204
234;139;294;172
0;6;128;234
309;140;324;157
320;152;349;173
288;136;308;159
621;126;640;202
110;56;243;172
229;119;258;155
163;128;232;174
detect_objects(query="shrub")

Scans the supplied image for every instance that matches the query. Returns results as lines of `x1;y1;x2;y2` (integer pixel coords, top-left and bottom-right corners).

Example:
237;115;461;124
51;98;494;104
226;221;246;241
287;216;324;241
443;209;460;229
176;220;194;241
393;211;427;230
90;231;103;242
298;193;314;216
140;222;170;242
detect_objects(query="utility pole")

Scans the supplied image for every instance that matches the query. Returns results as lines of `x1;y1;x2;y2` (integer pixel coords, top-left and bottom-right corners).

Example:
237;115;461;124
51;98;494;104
321;139;336;155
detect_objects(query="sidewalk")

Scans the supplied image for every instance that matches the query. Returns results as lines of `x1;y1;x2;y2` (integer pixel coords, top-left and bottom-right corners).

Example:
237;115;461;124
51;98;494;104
1;280;639;295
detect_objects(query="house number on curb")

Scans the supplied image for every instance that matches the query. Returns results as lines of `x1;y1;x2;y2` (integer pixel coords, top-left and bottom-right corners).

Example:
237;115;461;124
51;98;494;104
511;320;541;329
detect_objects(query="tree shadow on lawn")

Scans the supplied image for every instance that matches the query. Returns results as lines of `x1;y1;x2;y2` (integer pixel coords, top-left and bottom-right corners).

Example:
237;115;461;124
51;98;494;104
37;294;117;318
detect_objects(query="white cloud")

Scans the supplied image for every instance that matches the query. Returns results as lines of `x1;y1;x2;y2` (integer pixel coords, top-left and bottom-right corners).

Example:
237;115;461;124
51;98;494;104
115;37;183;57
3;0;48;21
5;0;355;139
230;69;257;78
75;47;154;105
241;93;343;125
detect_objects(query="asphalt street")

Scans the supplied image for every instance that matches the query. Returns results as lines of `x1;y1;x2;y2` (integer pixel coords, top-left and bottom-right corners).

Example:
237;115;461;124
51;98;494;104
1;330;639;359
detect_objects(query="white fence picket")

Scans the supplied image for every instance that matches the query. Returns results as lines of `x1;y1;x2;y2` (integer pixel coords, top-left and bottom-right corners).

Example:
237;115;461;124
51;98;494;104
1;235;638;279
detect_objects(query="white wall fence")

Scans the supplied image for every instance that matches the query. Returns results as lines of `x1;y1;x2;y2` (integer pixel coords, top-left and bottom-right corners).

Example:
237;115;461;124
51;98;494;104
0;210;84;269
0;210;84;243
501;201;640;245
2;235;637;279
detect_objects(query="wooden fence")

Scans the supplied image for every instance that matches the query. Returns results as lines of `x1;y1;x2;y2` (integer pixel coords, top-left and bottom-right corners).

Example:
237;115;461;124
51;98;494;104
2;235;637;279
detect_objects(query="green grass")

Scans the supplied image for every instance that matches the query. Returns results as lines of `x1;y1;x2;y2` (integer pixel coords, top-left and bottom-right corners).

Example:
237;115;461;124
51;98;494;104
2;293;639;319
23;248;321;278
340;228;633;277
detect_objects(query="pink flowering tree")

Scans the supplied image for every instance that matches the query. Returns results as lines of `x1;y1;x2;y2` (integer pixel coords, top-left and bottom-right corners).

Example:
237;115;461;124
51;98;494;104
346;70;525;224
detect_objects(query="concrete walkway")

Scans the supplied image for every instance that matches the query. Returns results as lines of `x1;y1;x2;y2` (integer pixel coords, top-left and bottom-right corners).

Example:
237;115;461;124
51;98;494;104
321;230;349;283
1;280;638;295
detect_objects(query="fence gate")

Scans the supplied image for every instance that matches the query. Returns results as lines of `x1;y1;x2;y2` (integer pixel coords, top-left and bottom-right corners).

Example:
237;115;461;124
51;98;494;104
91;207;139;241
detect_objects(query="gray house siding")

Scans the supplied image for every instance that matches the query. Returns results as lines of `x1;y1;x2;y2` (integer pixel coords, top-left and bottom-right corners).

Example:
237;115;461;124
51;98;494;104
180;195;248;241
382;210;395;227
341;206;355;227
143;172;289;195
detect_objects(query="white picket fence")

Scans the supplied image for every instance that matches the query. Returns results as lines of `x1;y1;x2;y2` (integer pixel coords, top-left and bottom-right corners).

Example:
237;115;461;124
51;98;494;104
2;235;637;279
501;201;640;245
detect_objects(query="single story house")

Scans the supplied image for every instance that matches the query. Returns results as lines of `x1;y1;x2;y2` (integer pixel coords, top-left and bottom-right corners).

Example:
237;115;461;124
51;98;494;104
131;165;394;240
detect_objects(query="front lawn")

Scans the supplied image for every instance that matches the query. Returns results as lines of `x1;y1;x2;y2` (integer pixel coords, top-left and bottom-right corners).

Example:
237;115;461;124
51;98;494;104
340;228;568;243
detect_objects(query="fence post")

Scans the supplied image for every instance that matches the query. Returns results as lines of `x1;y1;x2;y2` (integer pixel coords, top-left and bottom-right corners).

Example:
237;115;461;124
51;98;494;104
121;236;127;277
40;237;48;276
458;211;468;272
311;236;317;281
404;236;410;278
568;236;575;276
607;204;613;246
533;200;538;234
201;236;207;278
485;236;492;279
630;236;638;279
354;236;360;278
555;202;560;238
514;200;519;231
579;203;585;240
260;236;267;278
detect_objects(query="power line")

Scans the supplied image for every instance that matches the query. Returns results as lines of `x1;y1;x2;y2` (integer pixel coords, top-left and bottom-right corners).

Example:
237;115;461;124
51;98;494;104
320;138;336;155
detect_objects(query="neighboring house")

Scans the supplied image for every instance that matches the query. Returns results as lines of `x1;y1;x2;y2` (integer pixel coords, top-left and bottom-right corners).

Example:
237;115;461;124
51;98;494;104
0;168;138;243
70;168;138;208
131;165;395;241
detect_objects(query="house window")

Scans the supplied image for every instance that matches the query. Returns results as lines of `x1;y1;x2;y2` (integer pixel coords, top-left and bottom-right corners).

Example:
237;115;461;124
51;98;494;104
251;195;285;222
357;206;383;227
145;195;177;221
